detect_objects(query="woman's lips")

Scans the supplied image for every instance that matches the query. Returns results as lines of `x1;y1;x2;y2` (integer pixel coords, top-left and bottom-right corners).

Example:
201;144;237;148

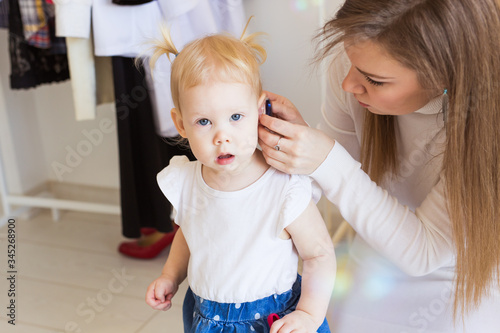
358;100;370;108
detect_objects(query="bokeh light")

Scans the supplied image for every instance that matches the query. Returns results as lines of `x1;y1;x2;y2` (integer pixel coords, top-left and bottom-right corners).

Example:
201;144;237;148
362;273;395;300
331;250;352;299
290;0;325;12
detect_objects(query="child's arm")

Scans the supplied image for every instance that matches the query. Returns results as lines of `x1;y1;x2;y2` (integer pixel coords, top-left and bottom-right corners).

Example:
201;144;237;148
145;227;190;311
271;200;336;333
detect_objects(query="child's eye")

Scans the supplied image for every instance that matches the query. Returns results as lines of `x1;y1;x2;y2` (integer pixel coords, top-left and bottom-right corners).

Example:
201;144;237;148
231;114;242;121
197;119;211;126
365;76;384;87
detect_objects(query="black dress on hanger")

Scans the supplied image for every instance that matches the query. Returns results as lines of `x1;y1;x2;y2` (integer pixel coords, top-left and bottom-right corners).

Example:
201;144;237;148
111;57;194;239
7;0;69;89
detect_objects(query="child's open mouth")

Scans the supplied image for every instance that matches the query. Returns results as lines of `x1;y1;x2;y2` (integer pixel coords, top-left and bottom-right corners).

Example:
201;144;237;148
216;154;235;165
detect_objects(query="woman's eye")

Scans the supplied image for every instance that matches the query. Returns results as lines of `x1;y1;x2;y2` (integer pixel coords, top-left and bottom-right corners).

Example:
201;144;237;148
197;119;210;126
231;114;242;121
365;76;384;87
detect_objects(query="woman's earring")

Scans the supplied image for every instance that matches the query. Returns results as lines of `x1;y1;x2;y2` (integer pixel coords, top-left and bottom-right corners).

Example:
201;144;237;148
442;89;448;123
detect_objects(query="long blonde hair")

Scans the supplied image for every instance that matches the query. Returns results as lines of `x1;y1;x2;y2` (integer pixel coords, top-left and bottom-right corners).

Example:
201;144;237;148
316;0;500;318
148;18;266;112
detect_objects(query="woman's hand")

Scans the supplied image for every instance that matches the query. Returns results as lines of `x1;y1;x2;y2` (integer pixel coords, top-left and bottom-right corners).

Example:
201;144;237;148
258;92;335;175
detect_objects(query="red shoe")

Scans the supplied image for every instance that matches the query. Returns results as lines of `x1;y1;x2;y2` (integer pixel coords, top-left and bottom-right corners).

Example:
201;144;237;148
118;225;179;259
140;227;156;236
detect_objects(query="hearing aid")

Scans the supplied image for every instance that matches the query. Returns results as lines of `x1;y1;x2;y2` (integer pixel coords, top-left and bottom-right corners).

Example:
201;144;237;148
265;98;273;116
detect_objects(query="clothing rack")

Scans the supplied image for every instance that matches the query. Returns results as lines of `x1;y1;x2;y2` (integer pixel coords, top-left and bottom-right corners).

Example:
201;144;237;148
0;142;120;227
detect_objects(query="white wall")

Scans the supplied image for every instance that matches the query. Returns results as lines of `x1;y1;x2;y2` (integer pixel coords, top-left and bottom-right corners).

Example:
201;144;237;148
0;32;48;194
0;0;342;195
33;83;119;188
246;0;323;127
246;0;343;126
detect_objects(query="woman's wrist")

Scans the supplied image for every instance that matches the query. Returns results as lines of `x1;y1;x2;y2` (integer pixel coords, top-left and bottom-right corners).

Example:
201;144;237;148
309;140;338;180
307;131;335;175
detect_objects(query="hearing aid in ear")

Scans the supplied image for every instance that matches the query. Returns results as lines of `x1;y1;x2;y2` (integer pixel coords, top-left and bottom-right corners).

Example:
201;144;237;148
265;98;273;116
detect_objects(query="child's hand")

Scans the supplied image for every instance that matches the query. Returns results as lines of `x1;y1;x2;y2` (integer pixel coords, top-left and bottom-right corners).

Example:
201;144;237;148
145;276;178;311
270;310;319;333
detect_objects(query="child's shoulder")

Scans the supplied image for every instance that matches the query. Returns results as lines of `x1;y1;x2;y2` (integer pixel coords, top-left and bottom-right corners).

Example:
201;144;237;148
157;156;196;184
170;155;193;167
271;169;311;186
266;169;310;196
270;170;321;204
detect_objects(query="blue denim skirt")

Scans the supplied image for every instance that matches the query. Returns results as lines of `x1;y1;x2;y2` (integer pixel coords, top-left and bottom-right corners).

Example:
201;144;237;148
182;275;330;332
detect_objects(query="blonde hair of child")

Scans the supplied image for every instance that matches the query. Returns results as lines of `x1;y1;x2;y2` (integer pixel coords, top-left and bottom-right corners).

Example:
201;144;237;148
149;18;267;112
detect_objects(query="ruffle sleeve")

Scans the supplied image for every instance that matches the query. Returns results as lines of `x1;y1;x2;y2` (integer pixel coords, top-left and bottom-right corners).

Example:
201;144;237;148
156;155;191;225
276;174;314;237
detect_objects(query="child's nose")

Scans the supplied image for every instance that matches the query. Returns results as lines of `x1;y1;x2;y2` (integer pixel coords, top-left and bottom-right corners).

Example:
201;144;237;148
214;130;231;145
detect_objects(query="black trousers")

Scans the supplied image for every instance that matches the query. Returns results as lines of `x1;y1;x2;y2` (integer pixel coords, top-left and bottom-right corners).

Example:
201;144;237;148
111;57;194;238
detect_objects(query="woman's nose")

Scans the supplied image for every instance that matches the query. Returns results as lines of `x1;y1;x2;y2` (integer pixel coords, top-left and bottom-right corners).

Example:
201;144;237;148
342;66;366;95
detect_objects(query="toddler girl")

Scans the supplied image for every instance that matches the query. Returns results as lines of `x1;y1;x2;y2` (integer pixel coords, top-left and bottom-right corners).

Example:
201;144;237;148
145;21;336;333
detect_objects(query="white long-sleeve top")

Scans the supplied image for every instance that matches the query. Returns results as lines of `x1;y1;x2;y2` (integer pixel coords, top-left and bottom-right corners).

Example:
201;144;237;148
313;51;500;332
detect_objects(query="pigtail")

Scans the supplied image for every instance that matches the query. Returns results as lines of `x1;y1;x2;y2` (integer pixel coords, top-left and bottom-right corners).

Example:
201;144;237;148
239;16;267;65
149;24;180;72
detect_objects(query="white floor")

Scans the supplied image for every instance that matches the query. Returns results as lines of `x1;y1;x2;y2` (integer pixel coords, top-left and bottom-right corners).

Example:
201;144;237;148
0;210;187;332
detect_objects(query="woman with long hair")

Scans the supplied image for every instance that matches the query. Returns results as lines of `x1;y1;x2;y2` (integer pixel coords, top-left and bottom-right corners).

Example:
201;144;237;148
258;0;500;331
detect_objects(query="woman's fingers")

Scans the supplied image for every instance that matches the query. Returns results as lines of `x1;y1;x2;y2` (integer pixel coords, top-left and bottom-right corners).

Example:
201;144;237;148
259;147;291;173
263;91;307;125
258;91;336;175
259;114;298;139
264;90;288;103
259;123;335;175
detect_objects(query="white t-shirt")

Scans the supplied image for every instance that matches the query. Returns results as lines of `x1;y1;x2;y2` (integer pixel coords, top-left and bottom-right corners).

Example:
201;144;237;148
313;50;500;332
157;156;314;303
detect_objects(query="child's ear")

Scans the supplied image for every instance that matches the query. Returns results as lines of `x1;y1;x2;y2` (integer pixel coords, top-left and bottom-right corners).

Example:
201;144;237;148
257;93;267;116
171;108;187;138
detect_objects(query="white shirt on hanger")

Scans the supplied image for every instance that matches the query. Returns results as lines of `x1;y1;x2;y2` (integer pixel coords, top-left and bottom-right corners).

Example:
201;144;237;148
55;0;245;136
